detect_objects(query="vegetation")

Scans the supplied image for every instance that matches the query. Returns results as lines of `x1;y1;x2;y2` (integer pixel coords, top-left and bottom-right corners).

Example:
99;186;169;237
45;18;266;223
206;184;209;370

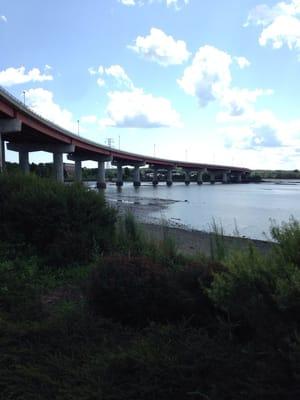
253;169;300;179
0;173;300;399
0;173;116;266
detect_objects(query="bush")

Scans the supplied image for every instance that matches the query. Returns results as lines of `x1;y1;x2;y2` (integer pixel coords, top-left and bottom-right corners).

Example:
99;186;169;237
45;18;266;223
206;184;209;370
0;255;43;321
271;217;300;267
86;256;221;326
208;245;300;342
0;173;116;266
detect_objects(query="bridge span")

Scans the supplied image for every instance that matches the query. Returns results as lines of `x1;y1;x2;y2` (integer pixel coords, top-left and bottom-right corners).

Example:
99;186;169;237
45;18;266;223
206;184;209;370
0;87;250;188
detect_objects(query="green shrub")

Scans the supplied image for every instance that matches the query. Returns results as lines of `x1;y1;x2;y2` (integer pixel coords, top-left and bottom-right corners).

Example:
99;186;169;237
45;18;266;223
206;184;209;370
86;256;220;326
208;245;300;342
271;217;300;267
0;173;116;266
0;255;43;321
115;212;146;256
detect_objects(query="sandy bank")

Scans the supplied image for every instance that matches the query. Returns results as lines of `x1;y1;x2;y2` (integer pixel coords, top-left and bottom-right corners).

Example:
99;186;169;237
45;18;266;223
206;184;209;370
140;222;274;257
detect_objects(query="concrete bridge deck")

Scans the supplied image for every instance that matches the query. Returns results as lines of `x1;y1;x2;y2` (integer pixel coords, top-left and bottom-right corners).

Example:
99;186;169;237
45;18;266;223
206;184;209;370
0;86;250;187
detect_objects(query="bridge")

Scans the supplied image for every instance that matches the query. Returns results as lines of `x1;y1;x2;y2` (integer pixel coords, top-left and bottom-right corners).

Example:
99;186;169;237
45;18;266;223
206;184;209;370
0;87;250;188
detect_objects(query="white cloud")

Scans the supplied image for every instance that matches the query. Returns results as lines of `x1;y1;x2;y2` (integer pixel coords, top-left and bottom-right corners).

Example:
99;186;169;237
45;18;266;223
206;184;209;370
219;107;300;153
104;65;134;88
178;45;232;106
100;88;182;128
88;64;134;88
235;56;251;68
129;28;190;66
81;115;98;124
25;88;76;132
119;0;135;5
97;78;105;87
0;15;7;23
246;0;300;57
178;45;271;116
88;67;97;75
259;15;300;49
118;0;189;9
220;87;273;117
0;66;53;87
90;64;182;128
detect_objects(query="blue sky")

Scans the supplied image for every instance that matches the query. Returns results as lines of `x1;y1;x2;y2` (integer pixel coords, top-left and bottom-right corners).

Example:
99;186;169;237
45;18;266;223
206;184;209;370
1;0;300;169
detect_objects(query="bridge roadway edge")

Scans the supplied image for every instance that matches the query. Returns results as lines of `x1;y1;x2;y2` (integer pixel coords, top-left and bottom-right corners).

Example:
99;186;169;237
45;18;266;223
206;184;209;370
0;86;251;183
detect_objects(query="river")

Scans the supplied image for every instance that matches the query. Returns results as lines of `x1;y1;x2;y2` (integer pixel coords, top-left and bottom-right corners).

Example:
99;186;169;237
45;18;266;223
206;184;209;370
88;180;300;240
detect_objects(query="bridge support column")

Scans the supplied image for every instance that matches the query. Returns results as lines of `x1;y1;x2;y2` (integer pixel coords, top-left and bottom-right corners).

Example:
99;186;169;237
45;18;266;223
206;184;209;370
0;134;4;173
210;171;215;184
197;169;206;185
53;152;64;183
74;159;82;182
133;165;141;187
19;150;30;174
222;171;231;184
166;168;173;186
152;168;158;186
116;163;123;187
97;161;106;189
237;172;242;183
0;118;22;173
184;170;190;186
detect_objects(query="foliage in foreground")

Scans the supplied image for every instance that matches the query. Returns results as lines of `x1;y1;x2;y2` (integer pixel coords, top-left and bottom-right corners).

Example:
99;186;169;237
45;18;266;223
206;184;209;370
0;175;300;399
86;255;219;326
0;173;116;266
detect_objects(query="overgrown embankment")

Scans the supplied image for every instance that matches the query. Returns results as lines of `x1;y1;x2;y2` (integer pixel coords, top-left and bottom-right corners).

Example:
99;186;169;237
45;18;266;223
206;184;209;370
0;173;299;400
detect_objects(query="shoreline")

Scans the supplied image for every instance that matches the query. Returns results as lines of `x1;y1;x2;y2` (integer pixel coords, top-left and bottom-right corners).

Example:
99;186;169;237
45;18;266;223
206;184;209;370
140;222;274;257
107;195;274;257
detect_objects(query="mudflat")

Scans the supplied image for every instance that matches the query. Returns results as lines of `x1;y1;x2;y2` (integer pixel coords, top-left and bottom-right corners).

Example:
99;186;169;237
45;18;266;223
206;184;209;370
141;222;274;257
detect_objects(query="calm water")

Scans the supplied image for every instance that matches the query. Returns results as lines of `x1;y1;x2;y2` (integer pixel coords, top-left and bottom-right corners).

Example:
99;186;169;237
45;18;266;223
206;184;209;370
94;181;300;240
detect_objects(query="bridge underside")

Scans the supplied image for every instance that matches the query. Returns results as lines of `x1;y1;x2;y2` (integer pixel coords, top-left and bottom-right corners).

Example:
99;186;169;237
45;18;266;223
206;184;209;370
0;87;250;185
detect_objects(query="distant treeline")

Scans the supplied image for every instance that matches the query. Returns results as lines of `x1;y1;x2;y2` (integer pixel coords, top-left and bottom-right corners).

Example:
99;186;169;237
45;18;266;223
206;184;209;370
5;162;262;182
253;169;300;179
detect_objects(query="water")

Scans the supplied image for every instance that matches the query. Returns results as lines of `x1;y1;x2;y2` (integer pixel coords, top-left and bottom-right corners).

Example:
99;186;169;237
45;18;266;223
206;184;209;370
91;180;300;240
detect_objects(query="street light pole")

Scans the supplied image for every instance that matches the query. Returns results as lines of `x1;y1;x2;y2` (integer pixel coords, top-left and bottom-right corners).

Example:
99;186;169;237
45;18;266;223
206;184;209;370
23;90;26;106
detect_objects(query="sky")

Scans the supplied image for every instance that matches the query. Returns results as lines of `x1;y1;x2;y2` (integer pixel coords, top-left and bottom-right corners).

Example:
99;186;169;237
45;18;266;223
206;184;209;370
1;0;300;169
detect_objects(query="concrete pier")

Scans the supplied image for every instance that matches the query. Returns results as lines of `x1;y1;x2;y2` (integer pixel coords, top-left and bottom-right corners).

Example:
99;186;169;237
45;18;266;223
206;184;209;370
8;142;74;182
0;118;22;173
152;168;158;186
53;152;64;183
222;171;228;184
116;163;123;187
237;172;242;183
68;154;112;186
210;171;215;184
0;134;4;173
133;165;141;187
97;161;106;189
19;150;30;174
74;159;82;182
166;168;173;186
197;169;205;185
184;170;190;185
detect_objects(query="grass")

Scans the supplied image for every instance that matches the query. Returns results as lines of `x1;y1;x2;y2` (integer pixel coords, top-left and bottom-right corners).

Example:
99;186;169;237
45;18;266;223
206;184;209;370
0;174;300;399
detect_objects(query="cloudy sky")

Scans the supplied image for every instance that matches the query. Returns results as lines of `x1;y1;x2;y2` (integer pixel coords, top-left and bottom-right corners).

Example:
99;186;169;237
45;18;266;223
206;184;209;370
1;0;300;169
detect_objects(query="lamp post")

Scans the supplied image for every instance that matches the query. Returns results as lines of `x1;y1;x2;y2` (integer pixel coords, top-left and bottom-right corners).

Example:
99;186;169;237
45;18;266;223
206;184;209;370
22;90;26;105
